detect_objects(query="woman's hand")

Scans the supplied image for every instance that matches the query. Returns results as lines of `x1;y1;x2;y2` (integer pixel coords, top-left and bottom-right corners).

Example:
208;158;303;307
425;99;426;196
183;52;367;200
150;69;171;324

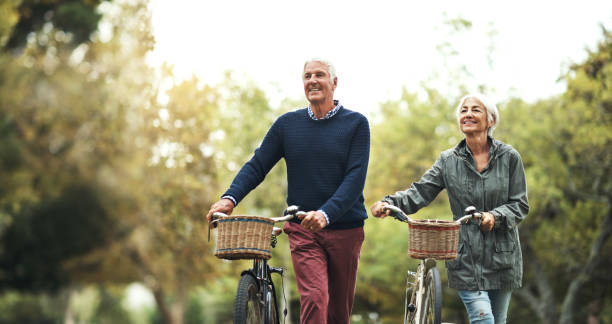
480;212;495;231
370;201;390;218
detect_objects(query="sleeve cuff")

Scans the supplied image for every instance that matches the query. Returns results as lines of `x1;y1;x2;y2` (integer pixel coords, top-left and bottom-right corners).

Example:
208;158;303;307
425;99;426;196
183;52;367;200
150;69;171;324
221;195;237;207
492;211;503;229
382;197;394;205
318;209;330;227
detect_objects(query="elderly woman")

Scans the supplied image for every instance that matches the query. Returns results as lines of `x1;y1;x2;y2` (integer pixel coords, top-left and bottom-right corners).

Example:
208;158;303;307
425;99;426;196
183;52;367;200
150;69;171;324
371;94;529;324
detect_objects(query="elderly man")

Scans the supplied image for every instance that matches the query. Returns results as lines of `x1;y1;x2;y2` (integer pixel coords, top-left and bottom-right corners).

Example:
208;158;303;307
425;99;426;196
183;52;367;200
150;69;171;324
207;58;370;323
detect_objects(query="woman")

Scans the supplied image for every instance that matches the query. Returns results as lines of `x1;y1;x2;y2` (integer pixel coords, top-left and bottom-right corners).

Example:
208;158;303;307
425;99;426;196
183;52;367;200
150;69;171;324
371;94;529;324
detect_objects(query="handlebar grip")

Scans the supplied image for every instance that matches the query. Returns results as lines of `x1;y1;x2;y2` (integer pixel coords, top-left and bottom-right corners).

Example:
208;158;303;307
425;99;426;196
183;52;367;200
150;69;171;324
456;211;483;224
212;212;228;219
382;205;410;222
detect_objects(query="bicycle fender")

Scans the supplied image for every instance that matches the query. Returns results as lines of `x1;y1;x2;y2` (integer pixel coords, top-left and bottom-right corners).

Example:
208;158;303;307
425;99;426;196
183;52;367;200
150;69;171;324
240;270;259;288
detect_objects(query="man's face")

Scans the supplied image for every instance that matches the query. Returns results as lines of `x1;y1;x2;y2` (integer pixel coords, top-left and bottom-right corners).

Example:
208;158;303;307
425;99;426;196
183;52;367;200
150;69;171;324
303;61;337;105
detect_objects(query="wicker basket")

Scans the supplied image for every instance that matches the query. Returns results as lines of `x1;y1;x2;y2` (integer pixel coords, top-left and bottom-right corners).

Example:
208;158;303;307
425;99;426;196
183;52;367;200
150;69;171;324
214;215;274;260
407;219;460;260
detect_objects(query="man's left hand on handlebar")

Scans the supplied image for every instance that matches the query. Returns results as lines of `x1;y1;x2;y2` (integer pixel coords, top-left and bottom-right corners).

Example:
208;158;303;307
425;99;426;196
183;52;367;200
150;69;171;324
206;198;235;223
299;211;327;232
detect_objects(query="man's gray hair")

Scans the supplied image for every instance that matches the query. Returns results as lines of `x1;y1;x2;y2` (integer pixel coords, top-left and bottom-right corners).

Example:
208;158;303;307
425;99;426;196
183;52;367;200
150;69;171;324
455;93;500;137
303;58;337;80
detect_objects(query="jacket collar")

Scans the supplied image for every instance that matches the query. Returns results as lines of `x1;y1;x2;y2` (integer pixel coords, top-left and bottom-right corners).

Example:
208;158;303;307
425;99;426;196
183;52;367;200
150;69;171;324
453;136;507;160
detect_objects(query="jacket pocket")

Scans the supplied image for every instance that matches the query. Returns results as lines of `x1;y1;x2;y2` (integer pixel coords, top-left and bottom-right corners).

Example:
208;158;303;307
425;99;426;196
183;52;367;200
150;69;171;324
445;242;465;270
492;240;515;270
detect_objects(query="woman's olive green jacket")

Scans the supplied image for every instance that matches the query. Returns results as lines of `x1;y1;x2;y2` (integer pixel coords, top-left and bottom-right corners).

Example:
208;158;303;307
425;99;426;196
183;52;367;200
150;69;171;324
382;138;529;290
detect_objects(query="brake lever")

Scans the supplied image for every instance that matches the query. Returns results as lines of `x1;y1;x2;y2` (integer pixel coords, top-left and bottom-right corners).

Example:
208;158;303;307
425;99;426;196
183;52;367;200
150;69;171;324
208;212;227;242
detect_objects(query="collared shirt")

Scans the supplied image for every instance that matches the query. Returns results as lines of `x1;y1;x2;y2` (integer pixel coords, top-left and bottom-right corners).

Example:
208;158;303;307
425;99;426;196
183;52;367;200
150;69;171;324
307;100;341;120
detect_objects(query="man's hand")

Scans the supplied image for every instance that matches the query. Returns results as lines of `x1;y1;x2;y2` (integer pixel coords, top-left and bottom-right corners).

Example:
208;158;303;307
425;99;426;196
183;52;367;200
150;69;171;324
299;211;327;232
206;198;235;223
370;201;390;218
480;212;495;232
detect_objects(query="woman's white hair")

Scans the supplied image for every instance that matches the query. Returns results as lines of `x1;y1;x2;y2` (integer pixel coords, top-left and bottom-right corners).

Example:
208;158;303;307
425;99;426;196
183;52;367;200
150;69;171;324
303;58;337;80
455;93;500;137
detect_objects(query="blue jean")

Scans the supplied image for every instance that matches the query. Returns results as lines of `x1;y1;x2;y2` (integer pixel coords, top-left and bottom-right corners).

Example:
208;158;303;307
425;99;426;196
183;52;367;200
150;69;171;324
458;290;512;324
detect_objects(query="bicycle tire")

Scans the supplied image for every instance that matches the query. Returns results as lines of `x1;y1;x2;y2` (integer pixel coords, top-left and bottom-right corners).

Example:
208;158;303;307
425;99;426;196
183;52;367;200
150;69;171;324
420;267;442;324
234;274;263;324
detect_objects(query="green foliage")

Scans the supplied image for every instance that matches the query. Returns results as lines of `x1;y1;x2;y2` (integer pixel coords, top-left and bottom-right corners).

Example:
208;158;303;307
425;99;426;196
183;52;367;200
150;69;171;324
0;0;20;48
6;0;107;50
0;0;146;293
0;184;111;291
0;0;611;322
0;291;64;324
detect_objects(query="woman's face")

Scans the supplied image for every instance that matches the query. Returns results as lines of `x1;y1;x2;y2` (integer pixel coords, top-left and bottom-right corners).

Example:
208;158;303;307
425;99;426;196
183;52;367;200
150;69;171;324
459;97;492;136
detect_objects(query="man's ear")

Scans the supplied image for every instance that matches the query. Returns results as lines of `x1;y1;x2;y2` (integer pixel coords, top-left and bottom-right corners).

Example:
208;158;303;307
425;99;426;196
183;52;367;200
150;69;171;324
332;77;338;90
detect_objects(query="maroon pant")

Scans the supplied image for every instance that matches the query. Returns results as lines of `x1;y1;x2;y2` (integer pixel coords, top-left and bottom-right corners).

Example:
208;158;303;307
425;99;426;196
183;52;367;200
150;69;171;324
283;221;364;324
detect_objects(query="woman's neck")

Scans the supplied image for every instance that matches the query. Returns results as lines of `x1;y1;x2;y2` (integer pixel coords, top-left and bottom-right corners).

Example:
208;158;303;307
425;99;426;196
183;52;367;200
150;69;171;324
465;132;489;154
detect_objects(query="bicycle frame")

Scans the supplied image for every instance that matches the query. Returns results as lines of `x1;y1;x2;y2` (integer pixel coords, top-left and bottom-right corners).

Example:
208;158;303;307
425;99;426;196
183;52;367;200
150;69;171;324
241;258;280;324
411;260;426;322
404;258;438;324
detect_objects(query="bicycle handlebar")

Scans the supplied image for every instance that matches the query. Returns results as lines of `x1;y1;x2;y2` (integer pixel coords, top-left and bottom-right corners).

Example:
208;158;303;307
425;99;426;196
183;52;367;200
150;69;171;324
210;205;304;224
382;205;411;222
382;204;482;225
208;205;305;242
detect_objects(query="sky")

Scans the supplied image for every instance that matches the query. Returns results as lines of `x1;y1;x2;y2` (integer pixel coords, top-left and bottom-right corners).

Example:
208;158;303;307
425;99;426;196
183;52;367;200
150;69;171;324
147;0;612;114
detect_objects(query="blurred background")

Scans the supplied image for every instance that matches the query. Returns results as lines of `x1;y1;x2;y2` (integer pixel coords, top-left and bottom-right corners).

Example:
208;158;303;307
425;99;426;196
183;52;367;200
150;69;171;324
0;0;611;323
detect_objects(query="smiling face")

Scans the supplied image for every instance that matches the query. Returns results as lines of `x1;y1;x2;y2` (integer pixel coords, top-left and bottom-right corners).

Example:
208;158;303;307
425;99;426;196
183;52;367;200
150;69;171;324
303;61;337;106
459;97;493;136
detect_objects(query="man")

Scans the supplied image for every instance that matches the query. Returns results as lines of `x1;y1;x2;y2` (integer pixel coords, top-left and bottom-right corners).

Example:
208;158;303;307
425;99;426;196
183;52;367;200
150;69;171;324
206;58;370;323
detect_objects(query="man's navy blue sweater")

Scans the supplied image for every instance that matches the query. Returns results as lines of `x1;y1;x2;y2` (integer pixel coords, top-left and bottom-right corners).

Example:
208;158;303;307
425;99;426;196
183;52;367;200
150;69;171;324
223;106;370;229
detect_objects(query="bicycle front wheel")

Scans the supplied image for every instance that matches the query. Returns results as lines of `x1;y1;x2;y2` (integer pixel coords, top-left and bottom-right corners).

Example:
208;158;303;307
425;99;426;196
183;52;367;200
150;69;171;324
420;267;442;324
234;274;263;324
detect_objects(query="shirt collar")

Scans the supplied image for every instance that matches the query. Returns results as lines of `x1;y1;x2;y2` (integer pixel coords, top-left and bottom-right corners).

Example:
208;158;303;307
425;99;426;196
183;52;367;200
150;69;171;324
307;100;341;120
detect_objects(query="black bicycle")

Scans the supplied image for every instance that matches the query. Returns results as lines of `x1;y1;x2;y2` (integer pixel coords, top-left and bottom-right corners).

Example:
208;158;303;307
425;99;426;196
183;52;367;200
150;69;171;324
212;206;304;324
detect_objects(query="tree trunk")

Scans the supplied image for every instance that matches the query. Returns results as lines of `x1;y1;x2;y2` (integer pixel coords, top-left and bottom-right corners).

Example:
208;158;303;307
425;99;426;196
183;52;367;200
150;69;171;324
152;286;173;324
587;299;601;324
169;270;186;324
63;287;75;324
515;242;558;324
559;205;612;324
170;300;185;324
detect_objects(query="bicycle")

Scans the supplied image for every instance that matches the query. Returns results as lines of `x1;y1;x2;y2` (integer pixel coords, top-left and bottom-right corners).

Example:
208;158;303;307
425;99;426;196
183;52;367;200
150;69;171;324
382;205;481;324
210;205;305;324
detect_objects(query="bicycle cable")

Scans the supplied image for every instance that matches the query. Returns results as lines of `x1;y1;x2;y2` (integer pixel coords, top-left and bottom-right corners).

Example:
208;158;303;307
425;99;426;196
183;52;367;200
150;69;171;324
281;268;288;324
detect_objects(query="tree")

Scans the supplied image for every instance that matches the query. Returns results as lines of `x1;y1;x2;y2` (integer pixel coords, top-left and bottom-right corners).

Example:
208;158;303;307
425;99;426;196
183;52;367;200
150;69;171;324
500;26;612;324
0;0;154;321
5;0;109;51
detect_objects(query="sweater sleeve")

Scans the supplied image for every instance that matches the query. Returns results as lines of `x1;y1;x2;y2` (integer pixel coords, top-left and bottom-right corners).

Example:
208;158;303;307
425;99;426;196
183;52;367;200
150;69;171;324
382;153;446;214
222;119;284;205
319;116;370;224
